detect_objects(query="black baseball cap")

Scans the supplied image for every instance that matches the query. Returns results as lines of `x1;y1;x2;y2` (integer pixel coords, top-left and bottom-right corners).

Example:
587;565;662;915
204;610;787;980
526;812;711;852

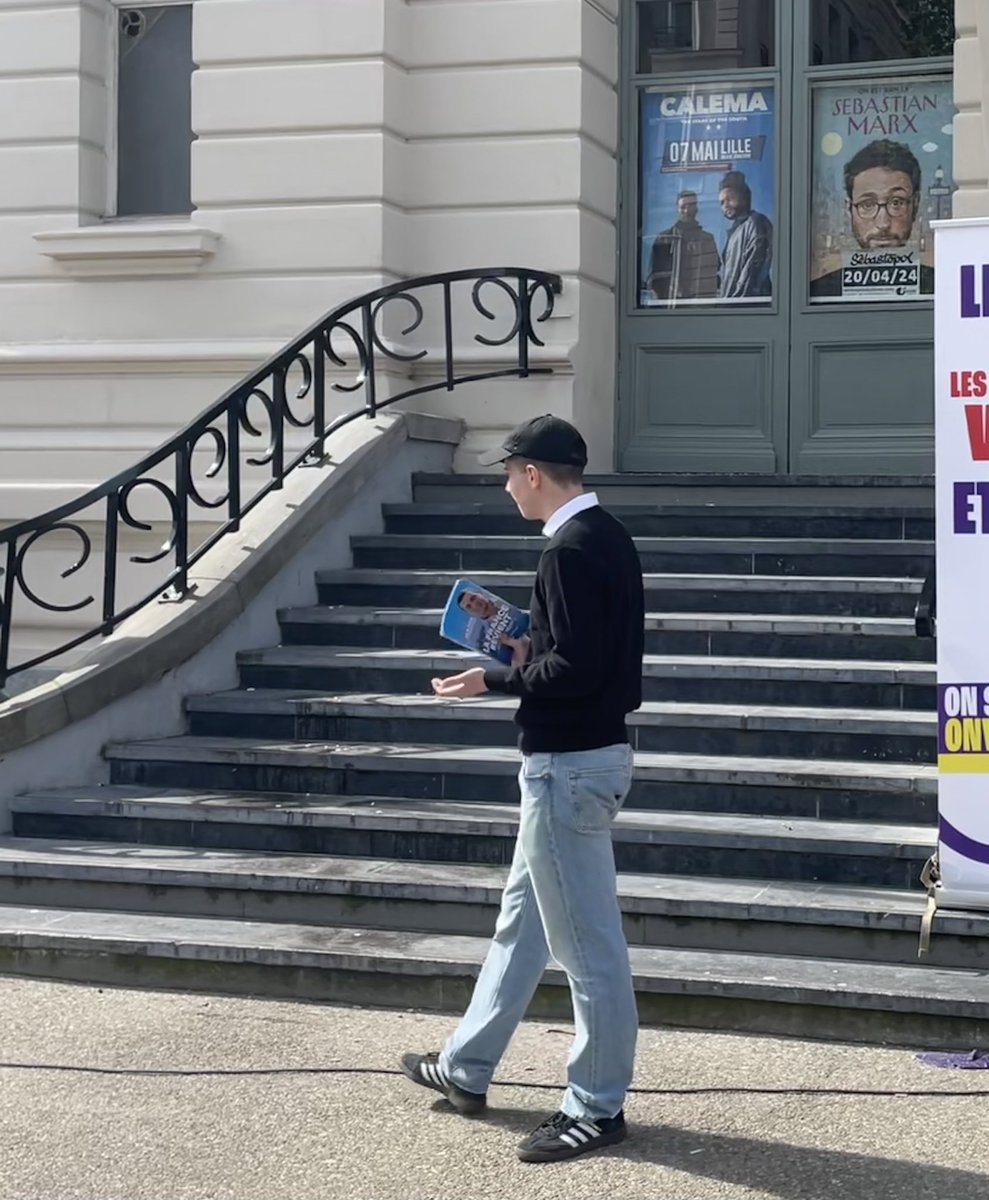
478;414;588;468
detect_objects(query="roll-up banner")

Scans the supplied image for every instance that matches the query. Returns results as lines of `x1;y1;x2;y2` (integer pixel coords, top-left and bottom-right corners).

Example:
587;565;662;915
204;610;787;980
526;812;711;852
934;218;989;912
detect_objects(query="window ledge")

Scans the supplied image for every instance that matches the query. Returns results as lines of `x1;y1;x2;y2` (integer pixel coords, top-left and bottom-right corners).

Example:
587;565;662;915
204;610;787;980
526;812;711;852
33;222;220;278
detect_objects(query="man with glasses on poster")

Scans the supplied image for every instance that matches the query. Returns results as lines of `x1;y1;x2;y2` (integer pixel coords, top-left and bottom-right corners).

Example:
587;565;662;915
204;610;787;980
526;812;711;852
811;139;935;300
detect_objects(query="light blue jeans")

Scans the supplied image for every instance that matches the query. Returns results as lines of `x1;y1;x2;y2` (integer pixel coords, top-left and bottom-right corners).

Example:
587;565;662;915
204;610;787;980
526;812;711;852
440;742;637;1121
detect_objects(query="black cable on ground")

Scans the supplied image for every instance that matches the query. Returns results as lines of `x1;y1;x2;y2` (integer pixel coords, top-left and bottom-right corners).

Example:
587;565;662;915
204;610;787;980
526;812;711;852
0;1062;986;1097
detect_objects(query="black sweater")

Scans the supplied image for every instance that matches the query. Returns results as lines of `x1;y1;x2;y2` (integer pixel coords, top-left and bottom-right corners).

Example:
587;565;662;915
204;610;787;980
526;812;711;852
483;505;645;753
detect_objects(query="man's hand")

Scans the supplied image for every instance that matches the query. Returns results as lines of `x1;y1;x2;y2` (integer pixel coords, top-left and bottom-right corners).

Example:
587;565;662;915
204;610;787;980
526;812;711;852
431;667;488;699
501;635;531;668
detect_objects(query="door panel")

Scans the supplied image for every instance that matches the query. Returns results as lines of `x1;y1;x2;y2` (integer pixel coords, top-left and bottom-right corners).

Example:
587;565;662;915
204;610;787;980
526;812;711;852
619;0;791;474
617;0;952;476
787;51;951;475
792;334;937;473
623;339;776;472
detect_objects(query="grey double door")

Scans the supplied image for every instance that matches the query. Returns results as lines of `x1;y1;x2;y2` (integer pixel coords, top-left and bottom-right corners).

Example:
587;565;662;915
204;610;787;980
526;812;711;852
617;0;954;475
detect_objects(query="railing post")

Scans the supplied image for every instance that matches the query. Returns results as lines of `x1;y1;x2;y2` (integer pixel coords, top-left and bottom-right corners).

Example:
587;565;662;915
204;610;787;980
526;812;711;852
443;280;455;391
361;302;377;417
313;333;326;459
0;538;15;689
227;400;241;531
102;492;119;629
517;272;530;377
173;443;190;597
272;367;286;488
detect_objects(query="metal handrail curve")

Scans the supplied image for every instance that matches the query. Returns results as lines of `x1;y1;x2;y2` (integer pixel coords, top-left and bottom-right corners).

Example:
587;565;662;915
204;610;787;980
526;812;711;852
0;267;562;687
915;563;936;640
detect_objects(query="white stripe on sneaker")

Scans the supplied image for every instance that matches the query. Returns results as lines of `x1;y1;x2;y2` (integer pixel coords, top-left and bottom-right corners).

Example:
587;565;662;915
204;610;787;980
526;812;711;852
567;1127;590;1143
576;1121;600;1138
559;1132;582;1149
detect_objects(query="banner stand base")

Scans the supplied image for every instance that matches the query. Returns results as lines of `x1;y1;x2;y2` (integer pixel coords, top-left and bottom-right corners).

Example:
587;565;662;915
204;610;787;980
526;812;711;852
931;886;989;912
918;855;989;959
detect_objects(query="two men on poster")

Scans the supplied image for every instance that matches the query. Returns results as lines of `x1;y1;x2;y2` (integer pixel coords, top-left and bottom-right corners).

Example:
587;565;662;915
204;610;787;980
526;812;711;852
642;86;776;305
647;174;773;303
640;78;954;308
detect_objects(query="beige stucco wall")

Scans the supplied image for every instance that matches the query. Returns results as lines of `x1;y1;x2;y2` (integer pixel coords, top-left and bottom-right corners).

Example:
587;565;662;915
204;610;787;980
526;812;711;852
953;0;989;217
0;0;619;675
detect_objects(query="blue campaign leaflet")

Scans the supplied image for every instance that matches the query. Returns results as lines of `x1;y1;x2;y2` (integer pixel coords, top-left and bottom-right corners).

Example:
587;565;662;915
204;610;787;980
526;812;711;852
639;84;776;307
439;580;529;666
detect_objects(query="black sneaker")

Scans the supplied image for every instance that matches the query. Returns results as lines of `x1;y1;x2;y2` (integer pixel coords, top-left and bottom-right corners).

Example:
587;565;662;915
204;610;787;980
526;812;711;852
517;1109;627;1163
399;1052;487;1116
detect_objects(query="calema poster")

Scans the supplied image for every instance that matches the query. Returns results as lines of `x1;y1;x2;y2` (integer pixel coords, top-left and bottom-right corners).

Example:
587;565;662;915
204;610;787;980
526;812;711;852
810;77;955;303
639;83;776;308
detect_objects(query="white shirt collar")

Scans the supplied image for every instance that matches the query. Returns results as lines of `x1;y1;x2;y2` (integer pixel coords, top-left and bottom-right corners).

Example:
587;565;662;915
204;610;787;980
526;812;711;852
542;492;599;538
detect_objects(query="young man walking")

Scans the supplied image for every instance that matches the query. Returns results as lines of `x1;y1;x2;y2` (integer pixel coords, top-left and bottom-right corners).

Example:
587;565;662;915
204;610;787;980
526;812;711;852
401;415;646;1164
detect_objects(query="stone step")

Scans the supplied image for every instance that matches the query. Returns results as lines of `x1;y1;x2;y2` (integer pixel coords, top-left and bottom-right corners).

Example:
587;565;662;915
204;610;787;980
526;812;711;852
410;473;935;510
185;688;937;766
383;503;935;541
0;903;983;1047
10;783;933;889
351;534;933;579
103;736;938;823
279;606;934;663
315;568;922;618
0;834;968;964
237;644;936;709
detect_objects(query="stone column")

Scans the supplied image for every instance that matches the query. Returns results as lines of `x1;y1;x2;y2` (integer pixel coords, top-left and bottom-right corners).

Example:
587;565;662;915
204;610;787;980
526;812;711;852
953;0;989;217
392;0;619;470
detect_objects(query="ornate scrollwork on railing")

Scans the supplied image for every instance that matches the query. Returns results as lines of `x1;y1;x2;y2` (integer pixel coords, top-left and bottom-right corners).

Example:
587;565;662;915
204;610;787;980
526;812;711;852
117;478;182;565
184;427;228;511
281;354;316;428
324;320;369;395
472;275;557;351
13;524;94;613
370;292;429;364
240;387;279;467
0;267;562;688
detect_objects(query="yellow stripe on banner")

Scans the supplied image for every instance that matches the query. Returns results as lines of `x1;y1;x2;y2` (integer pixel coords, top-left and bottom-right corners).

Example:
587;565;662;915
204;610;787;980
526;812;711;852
939;754;989;774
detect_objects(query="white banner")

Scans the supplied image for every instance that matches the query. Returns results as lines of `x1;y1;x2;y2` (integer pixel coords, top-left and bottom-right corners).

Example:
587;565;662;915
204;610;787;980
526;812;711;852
934;219;989;910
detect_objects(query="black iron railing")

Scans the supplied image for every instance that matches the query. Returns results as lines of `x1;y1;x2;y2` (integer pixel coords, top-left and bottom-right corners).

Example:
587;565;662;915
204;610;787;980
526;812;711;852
0;267;562;689
915;563;936;639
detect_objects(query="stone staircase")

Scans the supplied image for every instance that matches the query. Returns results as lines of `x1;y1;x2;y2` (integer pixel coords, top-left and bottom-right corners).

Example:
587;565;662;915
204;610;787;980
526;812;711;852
4;472;986;1046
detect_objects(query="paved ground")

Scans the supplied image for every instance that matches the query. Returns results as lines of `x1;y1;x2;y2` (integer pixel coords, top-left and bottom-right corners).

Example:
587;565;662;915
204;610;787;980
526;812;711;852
0;977;988;1200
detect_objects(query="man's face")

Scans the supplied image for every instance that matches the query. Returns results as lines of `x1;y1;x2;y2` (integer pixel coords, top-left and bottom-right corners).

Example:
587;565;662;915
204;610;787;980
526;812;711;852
461;592;497;620
849;167;919;249
504;458;539;520
678;196;699;222
719;188;744;220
